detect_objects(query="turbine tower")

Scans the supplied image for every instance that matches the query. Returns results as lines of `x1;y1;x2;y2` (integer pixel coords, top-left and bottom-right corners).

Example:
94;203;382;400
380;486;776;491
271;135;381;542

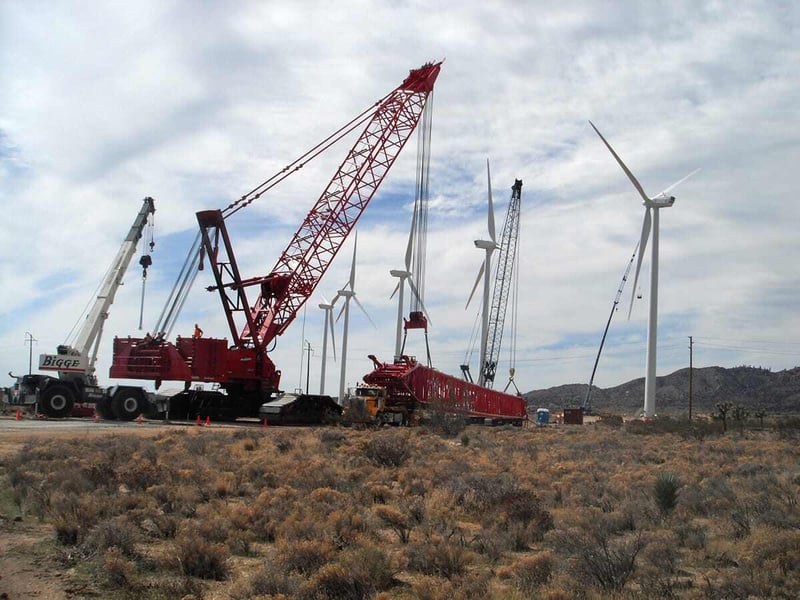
590;121;698;417
336;233;375;402
317;295;338;394
390;203;431;361
466;160;499;387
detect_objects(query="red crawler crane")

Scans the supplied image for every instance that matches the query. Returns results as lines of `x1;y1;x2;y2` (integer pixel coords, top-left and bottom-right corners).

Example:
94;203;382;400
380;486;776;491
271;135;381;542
111;62;442;419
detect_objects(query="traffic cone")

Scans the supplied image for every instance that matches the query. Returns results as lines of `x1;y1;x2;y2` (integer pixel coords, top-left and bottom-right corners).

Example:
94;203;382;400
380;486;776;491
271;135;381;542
195;415;201;426
15;408;22;421
262;417;268;428
205;415;211;427
136;414;144;425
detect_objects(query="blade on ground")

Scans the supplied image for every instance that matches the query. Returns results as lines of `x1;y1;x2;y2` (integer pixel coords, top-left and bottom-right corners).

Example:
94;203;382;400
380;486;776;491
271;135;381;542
352;296;377;329
659;168;701;196
408;277;433;327
465;260;485;310
589;121;649;203
628;207;652;319
486;159;496;243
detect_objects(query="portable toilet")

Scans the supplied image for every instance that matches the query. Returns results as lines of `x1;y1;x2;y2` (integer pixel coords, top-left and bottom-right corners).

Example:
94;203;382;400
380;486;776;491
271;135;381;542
536;408;550;426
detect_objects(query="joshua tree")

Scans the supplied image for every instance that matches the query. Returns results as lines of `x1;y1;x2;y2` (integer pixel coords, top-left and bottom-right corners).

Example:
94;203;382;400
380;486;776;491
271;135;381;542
753;408;766;429
716;401;733;432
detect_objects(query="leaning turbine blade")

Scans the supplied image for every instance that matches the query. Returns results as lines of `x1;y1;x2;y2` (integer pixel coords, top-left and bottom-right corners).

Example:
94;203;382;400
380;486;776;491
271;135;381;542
589;121;649;203
487;159;496;243
659;168;701;196
389;280;400;300
465;261;485;310
353;296;377;329
336;300;346;323
628;207;651;319
408;277;433;327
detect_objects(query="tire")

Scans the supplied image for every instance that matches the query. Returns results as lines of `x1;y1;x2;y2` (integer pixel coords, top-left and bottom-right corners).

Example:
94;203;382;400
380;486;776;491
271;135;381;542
40;384;75;418
95;396;116;420
111;388;144;421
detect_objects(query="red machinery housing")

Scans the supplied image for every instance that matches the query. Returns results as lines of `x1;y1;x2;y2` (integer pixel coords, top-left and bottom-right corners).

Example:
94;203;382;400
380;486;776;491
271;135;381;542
364;355;528;425
111;63;442;418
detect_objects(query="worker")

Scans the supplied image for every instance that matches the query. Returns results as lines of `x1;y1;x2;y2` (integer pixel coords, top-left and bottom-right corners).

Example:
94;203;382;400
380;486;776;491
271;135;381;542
193;323;203;338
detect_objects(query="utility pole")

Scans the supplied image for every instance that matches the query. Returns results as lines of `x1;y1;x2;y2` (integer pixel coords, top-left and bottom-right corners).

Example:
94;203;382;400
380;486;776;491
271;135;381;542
305;341;313;395
688;335;693;421
25;332;37;375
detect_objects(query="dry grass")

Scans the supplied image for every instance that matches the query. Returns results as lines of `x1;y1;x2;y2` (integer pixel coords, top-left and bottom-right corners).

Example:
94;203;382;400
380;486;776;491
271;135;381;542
2;420;800;599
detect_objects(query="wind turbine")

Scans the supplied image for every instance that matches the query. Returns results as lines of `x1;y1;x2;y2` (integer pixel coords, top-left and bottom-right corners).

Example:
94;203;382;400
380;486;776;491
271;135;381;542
317;295;338;395
589;121;699;418
390;202;432;360
466;159;499;387
336;233;376;402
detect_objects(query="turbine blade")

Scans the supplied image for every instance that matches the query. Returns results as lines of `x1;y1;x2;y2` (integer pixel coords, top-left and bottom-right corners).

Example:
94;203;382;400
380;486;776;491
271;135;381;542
389;280;400;300
628;207;651;319
589;121;649;203
408;278;433;327
405;202;418;271
659;168;701;196
329;310;337;362
353;296;377;329
336;300;346;323
465;260;485;310
487;159;496;243
349;232;358;287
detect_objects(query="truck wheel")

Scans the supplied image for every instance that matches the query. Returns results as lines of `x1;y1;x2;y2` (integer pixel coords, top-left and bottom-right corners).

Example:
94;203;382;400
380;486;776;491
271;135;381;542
40;385;75;418
111;388;143;421
95;396;116;420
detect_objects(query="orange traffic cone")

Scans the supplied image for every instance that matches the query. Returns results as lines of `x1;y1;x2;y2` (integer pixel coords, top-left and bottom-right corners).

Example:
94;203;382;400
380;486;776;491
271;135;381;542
136;414;144;425
262;418;268;428
205;415;211;427
15;408;22;421
195;415;201;426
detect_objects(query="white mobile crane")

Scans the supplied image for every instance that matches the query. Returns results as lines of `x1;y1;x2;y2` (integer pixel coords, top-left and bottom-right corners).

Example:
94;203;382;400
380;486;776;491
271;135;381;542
7;197;156;419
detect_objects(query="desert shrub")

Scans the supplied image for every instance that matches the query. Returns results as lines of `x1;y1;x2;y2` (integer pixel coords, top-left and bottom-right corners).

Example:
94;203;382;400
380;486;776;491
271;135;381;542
298;545;394;600
406;537;473;578
100;546;136;588
511;551;555;593
49;491;96;545
674;520;707;549
654;472;681;515
423;408;468;438
279;539;335;574
85;517;140;557
598;413;624;427
328;508;371;549
319;429;347;447
362;433;410;467
376;505;415;543
636;531;681;598
230;561;302;599
174;531;229;580
548;520;645;592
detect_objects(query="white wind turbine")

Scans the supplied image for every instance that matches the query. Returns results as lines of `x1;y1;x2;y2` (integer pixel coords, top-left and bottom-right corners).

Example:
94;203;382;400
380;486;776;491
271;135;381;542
336;233;376;402
390;203;432;360
589;121;699;418
466;159;499;387
317;295;338;395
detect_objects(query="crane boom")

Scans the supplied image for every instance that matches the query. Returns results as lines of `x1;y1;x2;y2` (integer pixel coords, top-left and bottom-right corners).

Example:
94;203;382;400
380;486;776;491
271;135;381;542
111;63;442;419
40;197;155;385
481;179;522;387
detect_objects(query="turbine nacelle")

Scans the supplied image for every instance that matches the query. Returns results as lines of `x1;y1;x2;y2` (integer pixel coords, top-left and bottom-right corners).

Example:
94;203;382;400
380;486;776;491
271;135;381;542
474;239;499;251
645;195;676;208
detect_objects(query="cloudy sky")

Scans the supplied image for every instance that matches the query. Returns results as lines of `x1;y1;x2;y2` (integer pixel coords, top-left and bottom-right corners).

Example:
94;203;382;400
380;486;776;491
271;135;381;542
2;1;798;403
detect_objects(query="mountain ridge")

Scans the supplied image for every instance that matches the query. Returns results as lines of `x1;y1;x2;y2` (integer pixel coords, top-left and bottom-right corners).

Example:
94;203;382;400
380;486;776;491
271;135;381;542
523;365;800;415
